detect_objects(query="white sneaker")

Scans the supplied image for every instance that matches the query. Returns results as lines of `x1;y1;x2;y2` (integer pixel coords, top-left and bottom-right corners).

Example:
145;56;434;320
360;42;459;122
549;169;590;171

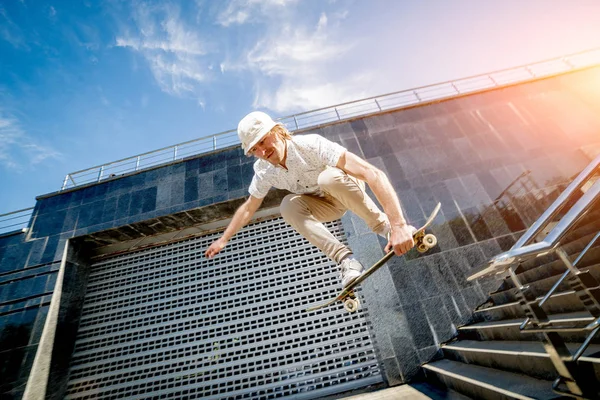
339;258;365;288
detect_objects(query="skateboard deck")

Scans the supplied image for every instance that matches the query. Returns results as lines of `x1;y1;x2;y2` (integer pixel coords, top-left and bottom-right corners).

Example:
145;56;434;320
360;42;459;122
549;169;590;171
306;202;441;313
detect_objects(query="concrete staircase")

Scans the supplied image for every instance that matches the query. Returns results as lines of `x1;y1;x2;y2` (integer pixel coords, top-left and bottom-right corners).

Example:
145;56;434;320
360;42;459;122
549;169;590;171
422;215;600;399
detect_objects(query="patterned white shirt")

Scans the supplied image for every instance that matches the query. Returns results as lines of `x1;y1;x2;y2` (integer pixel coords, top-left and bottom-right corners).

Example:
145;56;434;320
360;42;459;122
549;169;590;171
249;134;346;199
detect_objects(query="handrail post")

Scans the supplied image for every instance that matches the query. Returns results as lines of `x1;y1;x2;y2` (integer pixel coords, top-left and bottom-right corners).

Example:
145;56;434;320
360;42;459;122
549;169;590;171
413;90;421;102
334;108;341;121
213;136;217;150
451;82;460;94
173;146;178;161
135;156;141;171
556;247;580;275
374;98;382;111
62;175;69;190
562;57;575;69
488;75;498;86
293;116;299;130
97;166;104;182
525;66;536;78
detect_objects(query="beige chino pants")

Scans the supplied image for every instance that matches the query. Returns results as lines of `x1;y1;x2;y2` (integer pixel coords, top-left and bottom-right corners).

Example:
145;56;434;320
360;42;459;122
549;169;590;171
279;167;389;264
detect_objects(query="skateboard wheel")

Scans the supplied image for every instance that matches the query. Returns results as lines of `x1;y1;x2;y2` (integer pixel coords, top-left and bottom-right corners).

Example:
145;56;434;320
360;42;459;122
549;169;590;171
417;244;429;253
344;298;359;313
423;234;437;248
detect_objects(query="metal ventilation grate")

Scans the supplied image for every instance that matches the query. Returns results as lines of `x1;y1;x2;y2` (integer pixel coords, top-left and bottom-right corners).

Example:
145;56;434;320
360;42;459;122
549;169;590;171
65;217;382;399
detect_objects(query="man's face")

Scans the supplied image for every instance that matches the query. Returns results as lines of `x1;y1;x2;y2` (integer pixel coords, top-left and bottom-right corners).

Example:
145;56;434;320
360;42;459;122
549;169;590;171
248;128;286;165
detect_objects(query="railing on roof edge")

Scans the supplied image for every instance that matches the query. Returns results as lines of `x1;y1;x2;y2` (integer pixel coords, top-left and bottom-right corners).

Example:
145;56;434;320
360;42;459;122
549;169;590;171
0;207;34;236
52;47;598;190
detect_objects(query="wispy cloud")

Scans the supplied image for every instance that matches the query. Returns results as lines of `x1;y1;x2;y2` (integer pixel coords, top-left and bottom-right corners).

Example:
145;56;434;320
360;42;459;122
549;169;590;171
254;73;373;113
115;3;211;98
225;8;364;112
0;4;29;50
113;1;378;113
245;13;347;76
0;110;61;170
113;1;364;112
216;0;298;27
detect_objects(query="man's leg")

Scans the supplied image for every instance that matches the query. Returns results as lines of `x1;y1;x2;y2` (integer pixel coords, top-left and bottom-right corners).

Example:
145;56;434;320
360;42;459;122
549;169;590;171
318;167;390;237
280;193;351;263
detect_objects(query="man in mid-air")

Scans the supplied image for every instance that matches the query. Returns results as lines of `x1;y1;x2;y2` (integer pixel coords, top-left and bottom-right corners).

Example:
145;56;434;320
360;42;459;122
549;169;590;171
205;111;414;288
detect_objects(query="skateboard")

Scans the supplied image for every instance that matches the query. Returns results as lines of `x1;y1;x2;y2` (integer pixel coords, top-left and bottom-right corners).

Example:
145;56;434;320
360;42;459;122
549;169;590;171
306;202;441;313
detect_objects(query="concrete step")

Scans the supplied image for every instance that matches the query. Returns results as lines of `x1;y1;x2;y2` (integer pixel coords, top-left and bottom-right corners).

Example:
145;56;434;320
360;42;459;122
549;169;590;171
474;291;585;322
336;382;472;399
406;382;473;400
489;262;600;305
422;359;560;400
458;311;596;342
441;340;600;382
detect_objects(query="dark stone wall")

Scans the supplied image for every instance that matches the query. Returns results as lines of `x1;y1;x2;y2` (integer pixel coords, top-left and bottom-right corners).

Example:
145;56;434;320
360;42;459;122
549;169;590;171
305;67;600;382
30;147;253;240
0;231;57;398
1;66;599;397
0;148;256;398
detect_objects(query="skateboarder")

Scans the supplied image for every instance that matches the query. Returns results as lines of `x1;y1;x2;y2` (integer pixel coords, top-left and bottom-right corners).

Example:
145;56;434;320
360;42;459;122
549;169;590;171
205;111;415;288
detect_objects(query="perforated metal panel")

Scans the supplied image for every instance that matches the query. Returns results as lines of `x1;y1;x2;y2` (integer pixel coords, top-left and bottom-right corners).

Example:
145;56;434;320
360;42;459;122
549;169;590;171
65;217;382;399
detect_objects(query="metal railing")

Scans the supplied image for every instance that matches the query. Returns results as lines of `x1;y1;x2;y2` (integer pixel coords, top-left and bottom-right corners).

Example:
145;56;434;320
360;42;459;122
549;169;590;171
469;154;600;279
468;154;600;399
60;48;600;191
0;207;34;236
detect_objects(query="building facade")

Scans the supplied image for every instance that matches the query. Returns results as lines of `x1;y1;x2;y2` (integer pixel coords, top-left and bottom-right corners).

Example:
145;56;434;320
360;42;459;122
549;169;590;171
1;66;600;399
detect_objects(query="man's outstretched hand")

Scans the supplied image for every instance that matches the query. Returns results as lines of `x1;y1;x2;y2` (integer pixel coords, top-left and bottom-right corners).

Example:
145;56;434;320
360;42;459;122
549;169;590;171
385;224;416;256
205;238;228;259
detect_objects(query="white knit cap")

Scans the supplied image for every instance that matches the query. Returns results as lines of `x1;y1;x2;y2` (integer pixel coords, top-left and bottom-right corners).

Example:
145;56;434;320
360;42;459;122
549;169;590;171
237;111;280;156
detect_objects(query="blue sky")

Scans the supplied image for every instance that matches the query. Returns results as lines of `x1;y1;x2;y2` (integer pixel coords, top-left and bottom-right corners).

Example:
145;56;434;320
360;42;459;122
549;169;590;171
1;0;600;214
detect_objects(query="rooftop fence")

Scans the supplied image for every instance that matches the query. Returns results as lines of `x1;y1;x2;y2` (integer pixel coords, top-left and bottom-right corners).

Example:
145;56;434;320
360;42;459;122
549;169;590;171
0;207;34;236
60;48;600;191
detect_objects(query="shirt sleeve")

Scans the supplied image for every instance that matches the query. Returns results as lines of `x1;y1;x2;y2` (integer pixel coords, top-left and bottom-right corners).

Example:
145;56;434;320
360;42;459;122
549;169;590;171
303;134;346;167
248;162;272;199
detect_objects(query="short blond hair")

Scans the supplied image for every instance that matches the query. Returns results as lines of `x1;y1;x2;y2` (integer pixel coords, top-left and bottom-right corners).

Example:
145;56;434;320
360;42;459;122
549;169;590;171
270;124;292;140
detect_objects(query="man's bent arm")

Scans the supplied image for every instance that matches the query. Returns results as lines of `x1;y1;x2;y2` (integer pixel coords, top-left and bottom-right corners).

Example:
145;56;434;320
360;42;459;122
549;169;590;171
205;195;264;258
336;151;413;255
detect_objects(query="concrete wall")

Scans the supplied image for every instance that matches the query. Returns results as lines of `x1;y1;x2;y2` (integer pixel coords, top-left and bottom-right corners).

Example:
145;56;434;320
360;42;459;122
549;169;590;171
1;66;600;398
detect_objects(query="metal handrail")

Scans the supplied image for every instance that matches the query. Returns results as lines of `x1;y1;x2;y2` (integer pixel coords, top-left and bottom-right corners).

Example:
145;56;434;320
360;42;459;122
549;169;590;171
522;244;600;398
468;155;600;398
59;47;600;191
539;232;600;307
512;155;600;250
470;179;600;279
469;154;600;280
0;207;34;235
517;232;600;331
